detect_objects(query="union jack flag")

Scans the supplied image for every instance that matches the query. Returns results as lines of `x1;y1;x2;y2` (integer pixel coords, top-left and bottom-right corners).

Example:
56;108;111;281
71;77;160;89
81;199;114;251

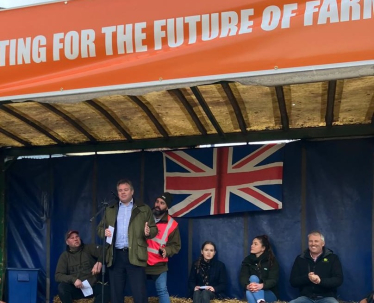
164;144;284;217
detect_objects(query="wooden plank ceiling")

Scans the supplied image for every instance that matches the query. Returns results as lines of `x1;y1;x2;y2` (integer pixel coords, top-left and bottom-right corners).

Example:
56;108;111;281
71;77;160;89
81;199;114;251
1;76;373;156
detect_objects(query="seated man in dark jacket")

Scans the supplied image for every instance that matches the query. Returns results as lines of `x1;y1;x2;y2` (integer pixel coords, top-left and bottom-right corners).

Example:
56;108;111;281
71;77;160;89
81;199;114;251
289;231;343;303
55;230;110;303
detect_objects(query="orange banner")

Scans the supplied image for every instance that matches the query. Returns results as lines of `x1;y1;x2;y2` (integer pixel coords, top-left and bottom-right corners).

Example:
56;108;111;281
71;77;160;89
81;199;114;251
0;0;373;100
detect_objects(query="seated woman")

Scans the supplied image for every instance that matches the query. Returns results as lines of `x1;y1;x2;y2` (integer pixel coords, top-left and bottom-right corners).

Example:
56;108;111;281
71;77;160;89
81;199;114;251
188;241;227;303
239;235;279;303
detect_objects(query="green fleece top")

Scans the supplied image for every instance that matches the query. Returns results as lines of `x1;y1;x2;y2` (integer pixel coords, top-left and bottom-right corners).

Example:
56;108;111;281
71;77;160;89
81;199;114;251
239;251;280;298
97;199;157;267
145;212;181;275
55;243;102;287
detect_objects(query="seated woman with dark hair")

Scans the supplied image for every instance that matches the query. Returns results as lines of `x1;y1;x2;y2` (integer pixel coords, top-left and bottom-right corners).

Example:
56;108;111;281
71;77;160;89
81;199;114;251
240;235;279;303
188;241;227;303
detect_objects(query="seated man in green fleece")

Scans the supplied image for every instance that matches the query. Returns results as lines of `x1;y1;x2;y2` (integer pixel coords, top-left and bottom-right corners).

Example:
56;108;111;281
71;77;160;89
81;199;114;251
55;230;110;303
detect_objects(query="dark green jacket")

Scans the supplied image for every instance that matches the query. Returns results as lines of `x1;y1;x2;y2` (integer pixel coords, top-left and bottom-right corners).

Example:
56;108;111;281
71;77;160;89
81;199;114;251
55;243;102;287
145;212;181;275
239;251;280;298
97;200;157;267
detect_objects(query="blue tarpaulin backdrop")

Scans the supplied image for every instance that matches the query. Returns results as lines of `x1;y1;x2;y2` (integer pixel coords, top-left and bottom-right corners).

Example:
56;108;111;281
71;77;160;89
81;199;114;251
5;139;374;302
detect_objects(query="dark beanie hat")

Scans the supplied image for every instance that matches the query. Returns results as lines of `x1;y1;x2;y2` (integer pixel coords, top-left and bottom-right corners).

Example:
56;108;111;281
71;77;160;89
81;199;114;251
158;192;173;208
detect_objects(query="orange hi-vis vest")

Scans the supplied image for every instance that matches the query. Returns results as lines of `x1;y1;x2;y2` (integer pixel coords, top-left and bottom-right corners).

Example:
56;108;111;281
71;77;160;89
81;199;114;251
147;215;178;266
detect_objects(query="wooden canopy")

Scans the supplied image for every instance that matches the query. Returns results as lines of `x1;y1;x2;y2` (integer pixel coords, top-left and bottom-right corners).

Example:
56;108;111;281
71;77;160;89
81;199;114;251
1;76;373;156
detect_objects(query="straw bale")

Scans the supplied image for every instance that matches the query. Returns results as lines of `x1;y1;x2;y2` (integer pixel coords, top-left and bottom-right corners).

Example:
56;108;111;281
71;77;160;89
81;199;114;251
51;296;352;303
51;296;248;303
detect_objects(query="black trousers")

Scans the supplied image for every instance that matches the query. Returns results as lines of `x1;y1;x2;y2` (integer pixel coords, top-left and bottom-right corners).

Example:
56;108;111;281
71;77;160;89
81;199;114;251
108;249;148;303
193;290;216;303
58;282;110;303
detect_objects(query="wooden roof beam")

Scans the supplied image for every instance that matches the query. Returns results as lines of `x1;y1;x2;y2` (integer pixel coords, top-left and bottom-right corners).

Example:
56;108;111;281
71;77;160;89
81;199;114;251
4;124;374;157
85;100;132;141
191;86;225;138
221;82;247;134
0;127;31;146
40;103;98;142
128;96;169;139
325;80;337;127
275;86;290;131
169;89;207;135
0;105;64;145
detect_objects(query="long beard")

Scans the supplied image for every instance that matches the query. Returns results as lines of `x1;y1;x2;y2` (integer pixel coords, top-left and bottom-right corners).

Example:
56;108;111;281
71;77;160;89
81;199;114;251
153;207;167;217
